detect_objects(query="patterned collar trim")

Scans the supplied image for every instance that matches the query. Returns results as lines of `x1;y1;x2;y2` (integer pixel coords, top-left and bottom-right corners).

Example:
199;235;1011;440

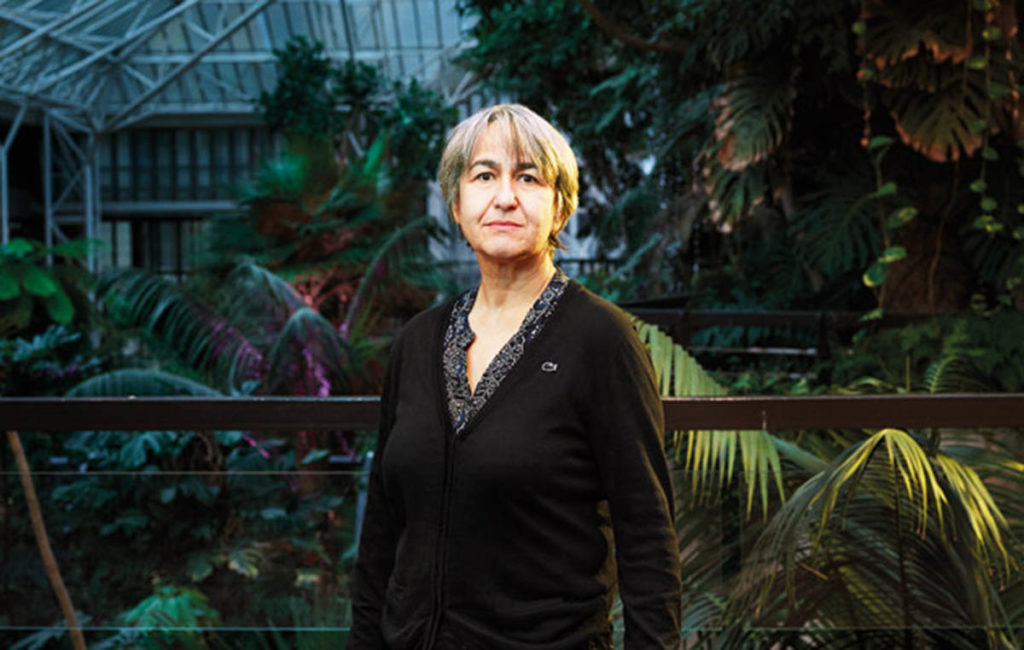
443;268;569;435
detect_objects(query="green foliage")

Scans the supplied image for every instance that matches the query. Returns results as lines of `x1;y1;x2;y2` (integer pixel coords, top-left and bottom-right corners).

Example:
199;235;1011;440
635;316;785;518
257;35;455;187
831;312;1024;393
209;137;443;338
634;320;1024;646
96;262;360;395
121;584;221;629
460;0;1024;311
725;428;1017;649
257;36;354;142
3;421;362;642
243;37;456;335
0;324;104;395
0;238;95;336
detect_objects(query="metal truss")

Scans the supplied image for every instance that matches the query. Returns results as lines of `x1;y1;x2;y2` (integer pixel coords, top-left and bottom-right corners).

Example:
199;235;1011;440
0;0;475;262
0;0;472;132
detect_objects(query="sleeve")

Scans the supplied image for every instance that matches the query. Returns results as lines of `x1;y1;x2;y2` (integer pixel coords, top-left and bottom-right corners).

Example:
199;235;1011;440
348;336;404;648
589;330;682;650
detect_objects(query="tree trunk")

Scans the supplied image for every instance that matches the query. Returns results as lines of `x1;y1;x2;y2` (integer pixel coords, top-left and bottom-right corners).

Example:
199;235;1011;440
7;431;87;650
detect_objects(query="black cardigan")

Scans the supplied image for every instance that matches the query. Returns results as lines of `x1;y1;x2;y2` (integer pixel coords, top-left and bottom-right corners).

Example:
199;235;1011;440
349;280;681;649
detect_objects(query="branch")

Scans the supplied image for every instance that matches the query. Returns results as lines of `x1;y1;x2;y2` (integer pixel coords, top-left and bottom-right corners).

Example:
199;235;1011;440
577;0;690;54
8;431;87;650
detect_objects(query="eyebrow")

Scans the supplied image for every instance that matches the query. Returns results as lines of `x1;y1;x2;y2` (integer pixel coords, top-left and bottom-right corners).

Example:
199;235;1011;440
468;159;538;172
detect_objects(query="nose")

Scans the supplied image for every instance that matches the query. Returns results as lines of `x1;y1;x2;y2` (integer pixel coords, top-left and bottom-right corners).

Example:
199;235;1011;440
493;175;518;210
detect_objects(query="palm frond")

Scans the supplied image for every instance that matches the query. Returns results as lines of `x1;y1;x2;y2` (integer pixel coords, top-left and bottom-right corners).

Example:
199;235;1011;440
97;269;265;392
933;453;1011;573
923;354;992;393
67;369;223;397
343;215;432;333
730;428;1015;647
632;317;785;518
810;429;947;539
214;261;308;349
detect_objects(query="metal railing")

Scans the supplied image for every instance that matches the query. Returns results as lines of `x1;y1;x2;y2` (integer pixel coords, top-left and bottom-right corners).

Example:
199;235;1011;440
2;394;1022;648
4;393;1024;432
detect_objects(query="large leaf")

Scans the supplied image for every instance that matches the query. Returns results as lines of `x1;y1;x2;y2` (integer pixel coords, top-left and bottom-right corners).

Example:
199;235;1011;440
702;159;772;225
265;307;348;395
0;293;33;335
790;171;884;279
1;237;34;259
343;215;432;333
67;369;223;397
0;267;19;299
215;261;307;346
713;71;796;172
44;287;74;324
885;69;988;162
16;263;59;297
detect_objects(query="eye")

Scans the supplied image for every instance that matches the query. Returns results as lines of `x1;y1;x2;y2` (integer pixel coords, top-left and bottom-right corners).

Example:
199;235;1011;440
518;173;538;184
474;171;495;181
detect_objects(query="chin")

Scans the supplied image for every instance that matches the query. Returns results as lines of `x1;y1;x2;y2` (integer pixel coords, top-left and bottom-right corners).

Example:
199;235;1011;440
476;248;547;265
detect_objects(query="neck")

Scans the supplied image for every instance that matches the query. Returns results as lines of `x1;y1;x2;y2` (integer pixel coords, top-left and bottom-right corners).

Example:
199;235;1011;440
474;254;556;312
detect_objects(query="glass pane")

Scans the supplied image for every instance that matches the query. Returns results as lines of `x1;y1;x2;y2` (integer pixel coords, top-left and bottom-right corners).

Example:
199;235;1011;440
1;429;362;647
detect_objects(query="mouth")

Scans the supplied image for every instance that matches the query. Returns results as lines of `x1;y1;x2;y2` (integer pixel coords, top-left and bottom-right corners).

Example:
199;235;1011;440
484;221;522;229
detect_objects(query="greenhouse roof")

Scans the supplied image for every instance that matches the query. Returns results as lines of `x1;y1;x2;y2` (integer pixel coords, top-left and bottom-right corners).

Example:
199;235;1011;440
0;0;472;133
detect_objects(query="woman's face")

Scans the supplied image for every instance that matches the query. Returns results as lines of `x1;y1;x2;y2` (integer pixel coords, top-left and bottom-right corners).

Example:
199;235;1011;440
453;123;558;267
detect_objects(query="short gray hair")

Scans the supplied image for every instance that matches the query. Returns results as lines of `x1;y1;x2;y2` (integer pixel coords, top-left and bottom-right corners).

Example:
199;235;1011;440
438;104;579;252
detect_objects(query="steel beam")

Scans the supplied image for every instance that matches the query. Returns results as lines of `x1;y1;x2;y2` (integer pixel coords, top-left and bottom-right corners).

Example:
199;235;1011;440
0;102;27;244
29;0;203;96
1;141;8;244
127;43;445;65
102;0;278;133
43;111;53;262
0;0;113;61
79;133;96;271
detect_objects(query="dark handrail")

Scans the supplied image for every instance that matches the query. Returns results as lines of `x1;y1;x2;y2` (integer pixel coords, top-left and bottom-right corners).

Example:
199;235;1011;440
3;394;1023;432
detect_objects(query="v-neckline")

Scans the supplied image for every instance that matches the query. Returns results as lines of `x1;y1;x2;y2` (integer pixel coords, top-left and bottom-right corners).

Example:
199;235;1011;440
439;278;579;438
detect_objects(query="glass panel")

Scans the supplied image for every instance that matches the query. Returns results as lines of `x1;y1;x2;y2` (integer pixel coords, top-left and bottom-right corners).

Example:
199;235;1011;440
3;423;1019;646
211;128;231;198
115;221;131;268
1;429;362;647
195;130;211;200
134;130;153;202
175;130;193;199
154;131;173;201
97;136;113;201
116;133;132;200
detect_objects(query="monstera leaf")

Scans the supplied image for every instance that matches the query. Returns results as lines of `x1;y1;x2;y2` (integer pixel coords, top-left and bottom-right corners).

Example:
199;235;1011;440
713;71;796;172
885;70;988;162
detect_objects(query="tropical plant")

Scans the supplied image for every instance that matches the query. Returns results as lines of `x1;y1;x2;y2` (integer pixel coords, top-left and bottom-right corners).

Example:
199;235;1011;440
459;0;1024;315
209;136;444;335
0;238;94;337
0;324;104;395
94;262;355;396
637;317;1023;647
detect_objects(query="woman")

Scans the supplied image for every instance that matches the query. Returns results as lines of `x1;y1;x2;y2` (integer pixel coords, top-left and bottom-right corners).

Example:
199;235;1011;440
349;104;681;649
